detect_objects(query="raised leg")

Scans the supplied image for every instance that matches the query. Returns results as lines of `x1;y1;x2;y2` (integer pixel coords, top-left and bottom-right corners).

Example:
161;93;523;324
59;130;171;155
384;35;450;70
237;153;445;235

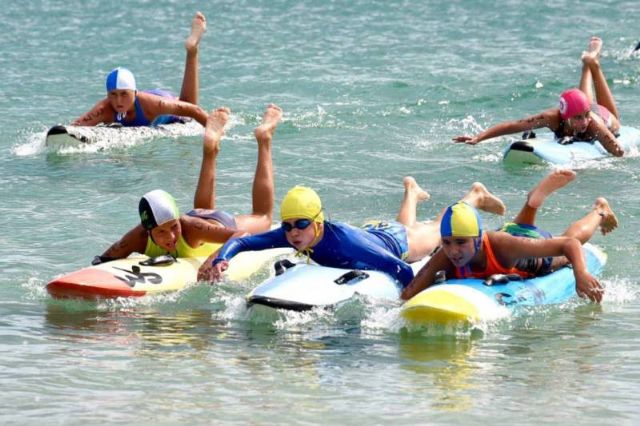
193;107;229;209
562;197;618;242
578;39;595;103
513;169;576;226
234;104;282;234
459;182;506;216
582;36;620;119
404;182;505;262
396;177;430;227
179;12;206;105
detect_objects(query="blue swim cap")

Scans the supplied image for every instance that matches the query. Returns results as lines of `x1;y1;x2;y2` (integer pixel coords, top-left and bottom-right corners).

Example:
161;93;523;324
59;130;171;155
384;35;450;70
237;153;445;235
440;202;483;241
106;67;136;92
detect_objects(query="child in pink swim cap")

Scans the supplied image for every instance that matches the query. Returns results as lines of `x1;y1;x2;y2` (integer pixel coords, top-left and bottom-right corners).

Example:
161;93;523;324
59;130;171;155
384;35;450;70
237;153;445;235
559;88;591;120
453;37;624;157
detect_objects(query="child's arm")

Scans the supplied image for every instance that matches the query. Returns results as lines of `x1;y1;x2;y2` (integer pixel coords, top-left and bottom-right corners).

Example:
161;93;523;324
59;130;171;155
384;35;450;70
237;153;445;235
99;224;148;260
72;99;113;126
401;249;453;300
140;93;208;126
590;119;624;157
453;109;559;145
494;233;603;303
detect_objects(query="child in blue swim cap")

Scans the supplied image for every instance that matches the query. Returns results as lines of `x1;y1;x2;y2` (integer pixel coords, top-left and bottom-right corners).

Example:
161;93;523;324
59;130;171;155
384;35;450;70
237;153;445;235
105;67;137;93
402;170;617;304
73;12;209;128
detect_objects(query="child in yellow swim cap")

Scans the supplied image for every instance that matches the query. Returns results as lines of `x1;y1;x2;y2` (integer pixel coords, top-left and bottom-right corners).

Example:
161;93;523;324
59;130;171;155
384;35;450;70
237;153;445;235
199;178;508;287
402;170;617;304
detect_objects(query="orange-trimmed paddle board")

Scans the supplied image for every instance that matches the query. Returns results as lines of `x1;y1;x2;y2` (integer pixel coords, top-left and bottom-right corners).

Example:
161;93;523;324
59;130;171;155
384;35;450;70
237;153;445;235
47;248;291;300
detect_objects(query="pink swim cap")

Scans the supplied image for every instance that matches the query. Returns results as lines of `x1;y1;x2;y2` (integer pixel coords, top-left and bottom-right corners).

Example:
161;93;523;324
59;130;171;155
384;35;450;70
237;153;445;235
559;89;590;120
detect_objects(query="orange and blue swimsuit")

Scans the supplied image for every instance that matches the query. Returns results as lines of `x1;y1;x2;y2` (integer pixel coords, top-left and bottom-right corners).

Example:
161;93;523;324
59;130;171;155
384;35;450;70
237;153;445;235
454;223;554;279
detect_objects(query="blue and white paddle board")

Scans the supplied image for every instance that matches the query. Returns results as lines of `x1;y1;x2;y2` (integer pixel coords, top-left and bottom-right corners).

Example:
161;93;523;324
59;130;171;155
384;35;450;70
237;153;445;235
401;243;606;325
503;126;640;165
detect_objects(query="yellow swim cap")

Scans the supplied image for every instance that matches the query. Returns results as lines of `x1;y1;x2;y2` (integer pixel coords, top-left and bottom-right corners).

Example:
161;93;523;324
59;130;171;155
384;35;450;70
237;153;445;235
280;186;324;223
440;202;482;238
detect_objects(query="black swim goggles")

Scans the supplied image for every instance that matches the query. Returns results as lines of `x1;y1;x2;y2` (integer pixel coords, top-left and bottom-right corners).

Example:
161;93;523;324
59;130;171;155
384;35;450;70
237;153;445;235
281;218;314;232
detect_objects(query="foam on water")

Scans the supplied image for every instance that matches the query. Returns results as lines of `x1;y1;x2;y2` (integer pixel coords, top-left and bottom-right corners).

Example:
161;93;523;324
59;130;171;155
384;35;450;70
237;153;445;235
11;121;204;156
11;129;48;156
602;276;639;305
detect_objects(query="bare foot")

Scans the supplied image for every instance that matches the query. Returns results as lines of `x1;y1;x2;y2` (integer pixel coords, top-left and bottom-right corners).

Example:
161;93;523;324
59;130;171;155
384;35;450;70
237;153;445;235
203;107;230;154
581;36;602;64
185;12;207;53
403;176;430;202
254;104;283;143
594;197;618;235
461;182;506;215
527;169;576;209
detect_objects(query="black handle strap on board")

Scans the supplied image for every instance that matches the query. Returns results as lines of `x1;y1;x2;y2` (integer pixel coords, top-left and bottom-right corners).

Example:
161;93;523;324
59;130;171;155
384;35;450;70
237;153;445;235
483;273;523;286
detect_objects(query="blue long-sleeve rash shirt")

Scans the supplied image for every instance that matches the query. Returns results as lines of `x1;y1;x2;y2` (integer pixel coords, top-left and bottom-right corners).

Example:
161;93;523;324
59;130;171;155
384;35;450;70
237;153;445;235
215;221;414;287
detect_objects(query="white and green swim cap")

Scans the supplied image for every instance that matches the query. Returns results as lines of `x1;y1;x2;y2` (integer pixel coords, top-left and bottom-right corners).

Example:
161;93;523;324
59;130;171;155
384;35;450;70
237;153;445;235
139;189;180;230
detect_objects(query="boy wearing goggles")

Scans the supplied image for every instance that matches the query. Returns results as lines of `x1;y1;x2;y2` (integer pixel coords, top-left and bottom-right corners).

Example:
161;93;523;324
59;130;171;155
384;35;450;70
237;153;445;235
198;179;506;286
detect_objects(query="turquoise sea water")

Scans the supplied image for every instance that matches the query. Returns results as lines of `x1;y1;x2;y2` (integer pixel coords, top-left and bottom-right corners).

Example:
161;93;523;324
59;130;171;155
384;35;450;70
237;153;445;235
2;0;640;423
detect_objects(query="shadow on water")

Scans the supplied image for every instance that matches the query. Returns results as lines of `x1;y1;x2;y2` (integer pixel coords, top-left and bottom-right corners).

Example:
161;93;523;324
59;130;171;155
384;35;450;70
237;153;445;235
397;331;482;413
43;295;228;356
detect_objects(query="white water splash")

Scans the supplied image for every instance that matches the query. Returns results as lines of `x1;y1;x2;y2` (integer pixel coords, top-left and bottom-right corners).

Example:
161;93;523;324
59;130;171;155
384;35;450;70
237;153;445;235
11;130;47;156
447;115;485;135
12;120;204;157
